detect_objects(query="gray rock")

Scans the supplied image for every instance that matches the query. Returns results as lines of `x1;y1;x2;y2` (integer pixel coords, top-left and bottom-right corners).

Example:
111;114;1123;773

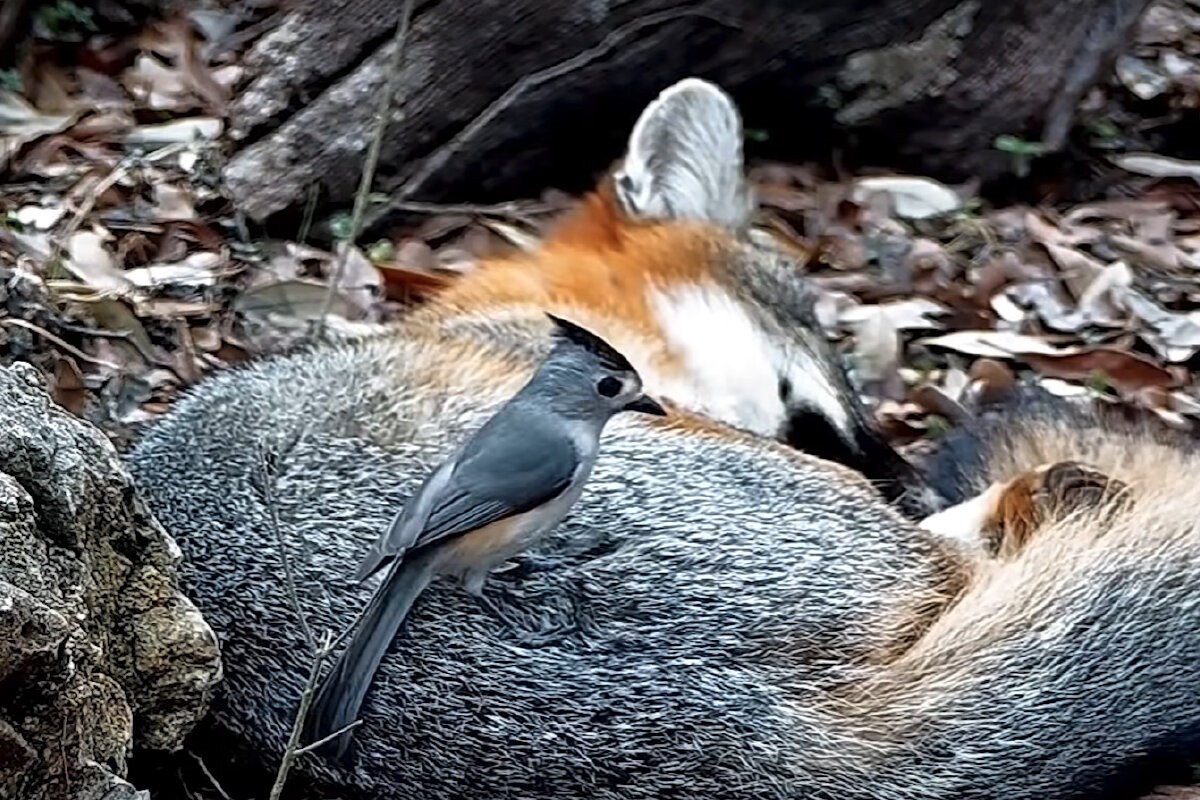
0;362;222;800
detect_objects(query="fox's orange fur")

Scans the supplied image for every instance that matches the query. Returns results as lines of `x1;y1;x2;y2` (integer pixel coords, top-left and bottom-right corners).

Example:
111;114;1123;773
412;183;747;397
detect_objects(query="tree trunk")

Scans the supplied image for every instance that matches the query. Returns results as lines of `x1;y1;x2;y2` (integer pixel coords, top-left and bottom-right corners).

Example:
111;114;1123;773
222;0;1153;229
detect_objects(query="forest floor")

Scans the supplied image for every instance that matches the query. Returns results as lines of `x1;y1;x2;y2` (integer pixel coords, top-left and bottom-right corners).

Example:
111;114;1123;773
4;2;1200;799
3;1;1200;456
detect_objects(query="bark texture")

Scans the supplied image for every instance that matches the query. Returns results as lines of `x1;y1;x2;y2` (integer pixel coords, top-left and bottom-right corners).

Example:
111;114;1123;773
221;0;1153;226
0;362;223;800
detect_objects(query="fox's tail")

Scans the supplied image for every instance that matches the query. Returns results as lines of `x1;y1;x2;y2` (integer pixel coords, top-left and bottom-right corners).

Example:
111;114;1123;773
835;397;1200;799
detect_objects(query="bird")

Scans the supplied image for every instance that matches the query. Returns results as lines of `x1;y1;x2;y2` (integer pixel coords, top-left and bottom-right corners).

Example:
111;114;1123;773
302;312;667;756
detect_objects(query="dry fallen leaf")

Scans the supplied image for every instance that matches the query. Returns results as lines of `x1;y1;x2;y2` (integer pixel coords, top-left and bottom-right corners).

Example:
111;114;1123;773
0;90;80;167
151;182;198;221
1119;290;1200;361
124;117;222;145
63;231;134;295
233;278;356;324
918;330;1083;359
1022;348;1180;396
1112;152;1200;181
851;176;963;220
848;305;903;400
124;252;222;287
838;297;948;331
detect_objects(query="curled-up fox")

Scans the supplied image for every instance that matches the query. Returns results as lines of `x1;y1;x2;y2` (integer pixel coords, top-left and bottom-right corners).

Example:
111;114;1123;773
128;78;1200;800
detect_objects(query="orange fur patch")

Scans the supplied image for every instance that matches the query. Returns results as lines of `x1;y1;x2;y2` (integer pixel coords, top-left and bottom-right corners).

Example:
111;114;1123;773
413;184;743;387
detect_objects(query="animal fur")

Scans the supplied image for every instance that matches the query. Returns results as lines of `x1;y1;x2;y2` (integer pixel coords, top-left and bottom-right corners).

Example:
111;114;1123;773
127;79;1200;799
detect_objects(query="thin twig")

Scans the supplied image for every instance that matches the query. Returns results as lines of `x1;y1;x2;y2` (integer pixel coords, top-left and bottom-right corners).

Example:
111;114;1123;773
388;199;560;221
189;753;235;800
259;419;376;797
294;719;364;756
54;160;134;262
56;321;158;365
315;0;416;338
258;445;317;653
267;631;335;800
0;318;122;369
298;181;321;245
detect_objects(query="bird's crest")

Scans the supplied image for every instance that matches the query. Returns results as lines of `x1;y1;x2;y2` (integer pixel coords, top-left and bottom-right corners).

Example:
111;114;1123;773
545;313;635;373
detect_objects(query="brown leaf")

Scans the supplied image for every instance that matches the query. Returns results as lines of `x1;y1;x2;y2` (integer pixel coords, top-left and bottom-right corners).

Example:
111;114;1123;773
333;242;384;316
1108;233;1181;272
964;358;1017;406
1022;348;1180;396
51;356;89;417
1062;199;1171;225
378;240;454;301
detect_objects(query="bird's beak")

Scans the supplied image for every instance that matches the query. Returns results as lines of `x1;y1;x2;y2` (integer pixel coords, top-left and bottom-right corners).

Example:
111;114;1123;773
623;393;667;417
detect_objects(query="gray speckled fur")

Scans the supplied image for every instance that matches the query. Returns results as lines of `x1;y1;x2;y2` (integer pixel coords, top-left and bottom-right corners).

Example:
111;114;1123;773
128;335;953;799
126;79;1200;800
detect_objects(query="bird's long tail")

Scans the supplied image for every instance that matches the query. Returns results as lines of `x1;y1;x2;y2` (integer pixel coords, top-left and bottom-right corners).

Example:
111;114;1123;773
302;555;436;759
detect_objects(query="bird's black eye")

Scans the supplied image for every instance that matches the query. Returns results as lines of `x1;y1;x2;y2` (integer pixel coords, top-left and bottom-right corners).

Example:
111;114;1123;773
597;376;622;397
778;377;793;404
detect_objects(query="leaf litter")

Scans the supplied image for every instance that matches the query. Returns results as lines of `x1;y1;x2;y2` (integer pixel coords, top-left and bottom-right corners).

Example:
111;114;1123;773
1;0;1200;457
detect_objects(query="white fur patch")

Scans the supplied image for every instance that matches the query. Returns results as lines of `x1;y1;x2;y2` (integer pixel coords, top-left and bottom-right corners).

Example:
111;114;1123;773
918;482;1005;554
648;284;850;438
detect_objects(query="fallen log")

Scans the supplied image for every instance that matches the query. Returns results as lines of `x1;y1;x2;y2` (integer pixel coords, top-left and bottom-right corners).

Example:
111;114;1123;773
220;0;1153;228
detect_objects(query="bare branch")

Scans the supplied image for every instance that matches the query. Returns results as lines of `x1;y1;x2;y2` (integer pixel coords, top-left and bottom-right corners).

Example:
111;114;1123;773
258;444;317;653
294;719;364;756
315;0;417;338
267;631;335;800
189;753;235;800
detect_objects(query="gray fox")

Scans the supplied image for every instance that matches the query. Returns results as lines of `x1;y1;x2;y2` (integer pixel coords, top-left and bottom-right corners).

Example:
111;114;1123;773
127;78;1200;800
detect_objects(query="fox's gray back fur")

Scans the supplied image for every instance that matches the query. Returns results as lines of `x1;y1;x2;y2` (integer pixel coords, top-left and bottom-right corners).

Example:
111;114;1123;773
127;78;1200;800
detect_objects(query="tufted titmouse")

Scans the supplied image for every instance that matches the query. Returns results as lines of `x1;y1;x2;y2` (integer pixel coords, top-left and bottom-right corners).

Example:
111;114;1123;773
303;313;667;755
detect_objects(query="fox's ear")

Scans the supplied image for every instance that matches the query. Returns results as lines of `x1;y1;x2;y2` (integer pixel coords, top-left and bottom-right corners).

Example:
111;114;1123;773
613;77;753;229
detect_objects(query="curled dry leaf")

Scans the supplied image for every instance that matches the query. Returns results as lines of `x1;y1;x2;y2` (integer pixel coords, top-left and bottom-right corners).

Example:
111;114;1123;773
1062;199;1171;226
124;117;222;145
1119;290;1200;362
124;252;222;288
1004;282;1086;332
1022;348;1180;396
918;330;1082;359
851;176;963;220
1112;152;1200;181
63;231;134;295
0;90;81;167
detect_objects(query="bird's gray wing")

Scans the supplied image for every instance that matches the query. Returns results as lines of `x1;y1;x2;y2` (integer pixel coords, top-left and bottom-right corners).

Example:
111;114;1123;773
409;418;580;551
353;456;458;582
